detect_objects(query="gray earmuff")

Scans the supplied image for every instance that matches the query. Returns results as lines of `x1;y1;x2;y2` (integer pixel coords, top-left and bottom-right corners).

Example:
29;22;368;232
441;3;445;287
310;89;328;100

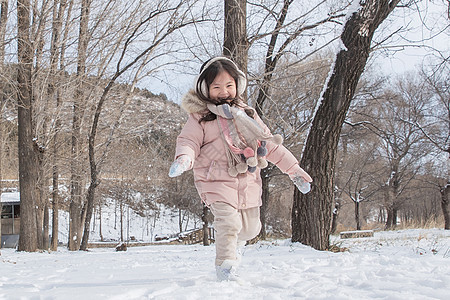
196;57;247;98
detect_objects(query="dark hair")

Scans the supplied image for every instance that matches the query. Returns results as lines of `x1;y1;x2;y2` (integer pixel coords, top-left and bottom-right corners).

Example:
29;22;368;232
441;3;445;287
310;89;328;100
197;58;253;122
196;59;242;99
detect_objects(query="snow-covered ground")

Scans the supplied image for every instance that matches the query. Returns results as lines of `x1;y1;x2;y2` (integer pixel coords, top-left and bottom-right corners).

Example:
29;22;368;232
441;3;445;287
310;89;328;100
2;192;449;298
1;228;449;299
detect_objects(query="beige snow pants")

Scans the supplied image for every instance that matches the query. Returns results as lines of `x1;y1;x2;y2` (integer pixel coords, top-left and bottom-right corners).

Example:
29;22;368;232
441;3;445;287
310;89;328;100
209;202;262;266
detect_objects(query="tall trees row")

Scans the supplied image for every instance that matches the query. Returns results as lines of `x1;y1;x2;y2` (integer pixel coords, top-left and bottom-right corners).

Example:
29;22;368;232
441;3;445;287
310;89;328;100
7;0;209;251
2;0;448;252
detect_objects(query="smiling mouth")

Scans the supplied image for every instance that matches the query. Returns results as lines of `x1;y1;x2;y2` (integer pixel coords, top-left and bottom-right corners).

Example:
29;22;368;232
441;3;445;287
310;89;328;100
216;97;236;104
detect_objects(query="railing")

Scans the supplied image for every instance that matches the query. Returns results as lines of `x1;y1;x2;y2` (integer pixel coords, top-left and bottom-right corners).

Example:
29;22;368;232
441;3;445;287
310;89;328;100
88;227;215;248
177;227;215;245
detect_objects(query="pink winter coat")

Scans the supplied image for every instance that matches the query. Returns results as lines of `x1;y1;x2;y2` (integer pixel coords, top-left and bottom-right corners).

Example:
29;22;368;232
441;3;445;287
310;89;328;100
175;90;302;209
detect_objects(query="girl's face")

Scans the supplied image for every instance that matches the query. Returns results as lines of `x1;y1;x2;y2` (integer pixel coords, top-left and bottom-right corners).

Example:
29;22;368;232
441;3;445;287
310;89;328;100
208;71;237;102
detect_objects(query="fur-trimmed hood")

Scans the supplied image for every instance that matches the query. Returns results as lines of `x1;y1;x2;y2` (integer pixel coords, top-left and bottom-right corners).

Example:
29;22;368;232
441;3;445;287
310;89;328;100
180;89;207;114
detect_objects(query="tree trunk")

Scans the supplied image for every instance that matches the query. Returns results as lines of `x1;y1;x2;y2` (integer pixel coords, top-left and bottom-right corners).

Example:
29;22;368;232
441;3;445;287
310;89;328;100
120;199;123;242
68;93;85;249
40;162;50;251
99;204;104;241
393;207;398;227
0;124;2;245
179;207;183;233
0;121;2;246
223;0;247;76
49;0;67;251
202;204;210;246
441;182;449;230
0;0;8;246
68;186;84;250
385;206;394;229
292;0;400;250
51;154;59;250
384;184;399;230
17;0;38;252
355;201;360;230
69;0;90;251
36;150;49;250
330;201;340;234
51;99;61;250
36;172;44;249
385;163;400;230
43;201;49;248
52;0;72;250
259;167;270;240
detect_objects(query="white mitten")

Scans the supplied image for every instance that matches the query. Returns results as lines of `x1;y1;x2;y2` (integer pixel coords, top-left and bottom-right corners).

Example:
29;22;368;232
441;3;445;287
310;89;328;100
289;168;312;194
168;155;192;178
290;175;311;194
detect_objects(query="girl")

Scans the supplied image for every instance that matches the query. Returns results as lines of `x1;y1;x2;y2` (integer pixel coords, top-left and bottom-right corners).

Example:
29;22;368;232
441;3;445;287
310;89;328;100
169;57;312;281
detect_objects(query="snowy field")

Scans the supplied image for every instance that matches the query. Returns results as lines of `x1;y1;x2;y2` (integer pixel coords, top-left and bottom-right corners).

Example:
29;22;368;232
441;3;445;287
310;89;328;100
1;228;449;299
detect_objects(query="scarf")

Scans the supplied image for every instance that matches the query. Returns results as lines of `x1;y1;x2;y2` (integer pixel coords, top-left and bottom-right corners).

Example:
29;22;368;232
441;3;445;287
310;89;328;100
207;103;283;177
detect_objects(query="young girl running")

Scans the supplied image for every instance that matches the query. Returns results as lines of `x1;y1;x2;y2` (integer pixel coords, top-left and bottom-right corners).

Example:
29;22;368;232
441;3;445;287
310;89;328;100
169;56;312;281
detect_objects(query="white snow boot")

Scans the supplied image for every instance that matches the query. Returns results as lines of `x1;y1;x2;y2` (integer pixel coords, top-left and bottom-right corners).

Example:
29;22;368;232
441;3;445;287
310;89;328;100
216;259;240;282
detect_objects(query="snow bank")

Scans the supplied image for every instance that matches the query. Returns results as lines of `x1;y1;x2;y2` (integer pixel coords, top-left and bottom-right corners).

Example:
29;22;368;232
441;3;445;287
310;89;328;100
1;229;448;299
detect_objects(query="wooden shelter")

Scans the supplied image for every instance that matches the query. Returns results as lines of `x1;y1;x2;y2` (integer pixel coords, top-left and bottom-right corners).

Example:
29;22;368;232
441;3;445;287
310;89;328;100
1;192;20;248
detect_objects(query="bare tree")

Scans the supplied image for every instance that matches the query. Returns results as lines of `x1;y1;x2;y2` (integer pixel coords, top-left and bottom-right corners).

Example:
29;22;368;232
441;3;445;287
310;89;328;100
80;0;206;250
415;62;450;229
257;55;330;238
68;0;91;251
50;0;71;250
340;139;378;230
245;0;345;239
27;0;53;253
17;0;39;252
378;89;428;229
292;1;401;250
332;72;386;231
0;0;8;243
338;72;432;230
